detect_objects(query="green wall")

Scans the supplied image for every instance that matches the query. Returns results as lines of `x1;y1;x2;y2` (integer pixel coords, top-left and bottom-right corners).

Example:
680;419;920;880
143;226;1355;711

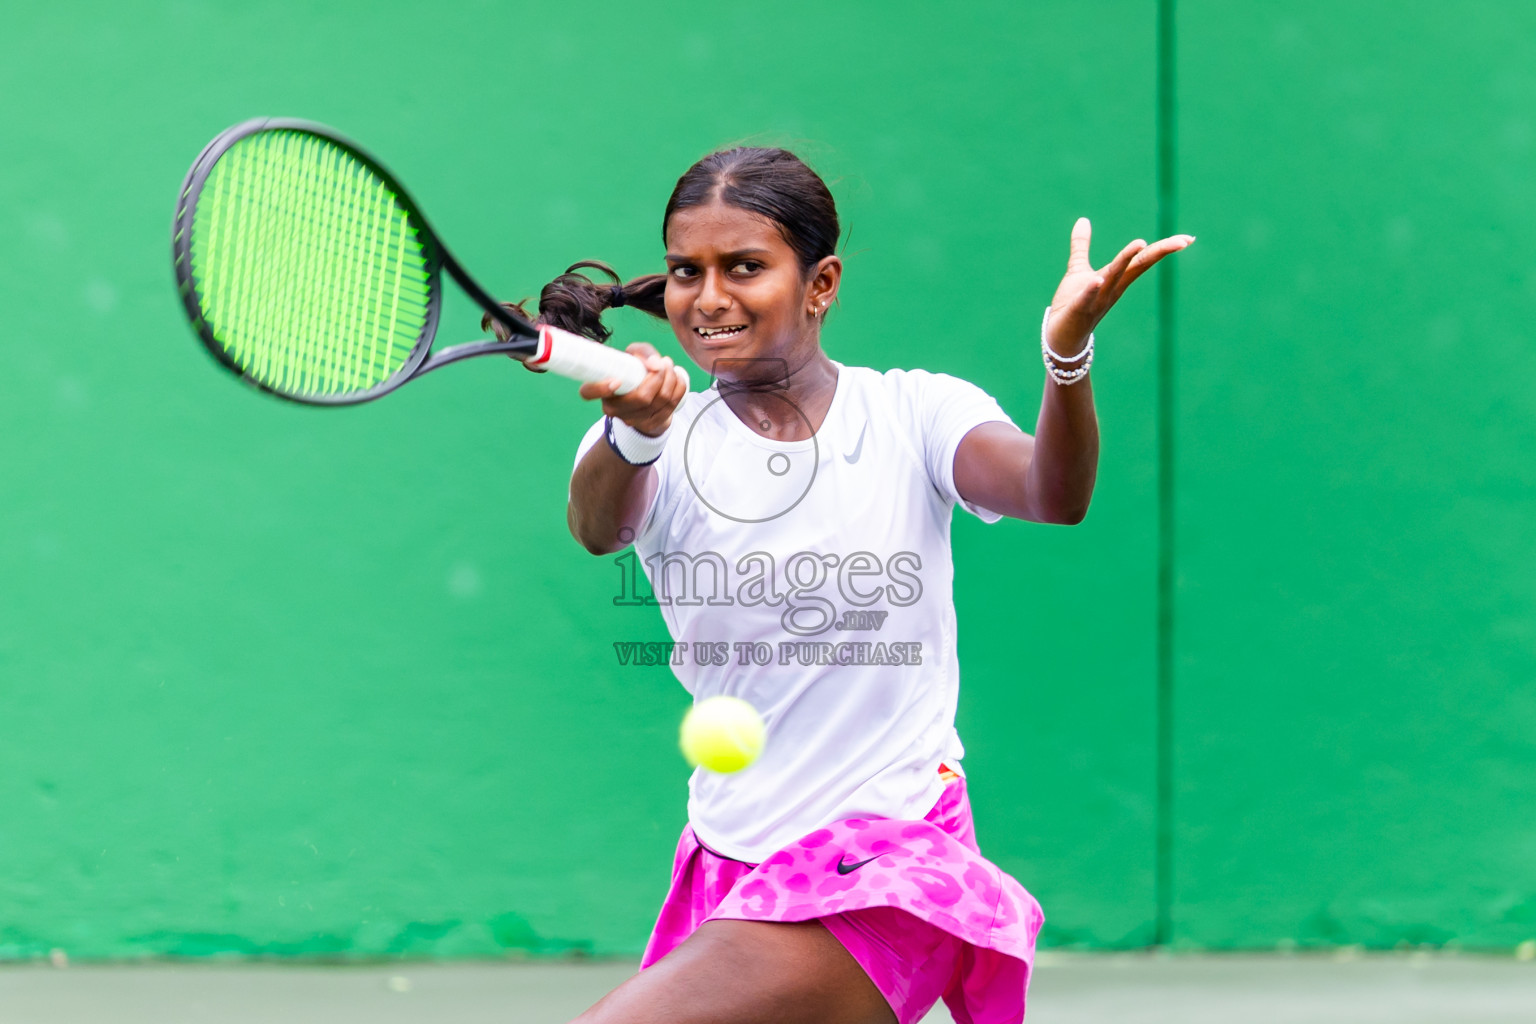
0;0;1530;960
1173;2;1536;950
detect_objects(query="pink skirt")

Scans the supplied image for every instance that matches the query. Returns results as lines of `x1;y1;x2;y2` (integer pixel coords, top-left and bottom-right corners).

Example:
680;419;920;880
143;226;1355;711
639;773;1044;1024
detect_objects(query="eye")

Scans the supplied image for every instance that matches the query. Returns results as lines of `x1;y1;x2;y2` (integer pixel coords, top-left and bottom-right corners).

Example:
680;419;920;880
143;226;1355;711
669;265;698;280
732;261;764;275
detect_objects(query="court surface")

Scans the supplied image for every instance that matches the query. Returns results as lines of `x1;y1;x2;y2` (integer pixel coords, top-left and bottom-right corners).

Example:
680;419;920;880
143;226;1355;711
3;953;1535;1023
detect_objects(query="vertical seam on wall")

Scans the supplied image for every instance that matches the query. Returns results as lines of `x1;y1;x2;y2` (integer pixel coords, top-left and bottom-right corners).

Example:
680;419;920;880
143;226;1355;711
1154;0;1178;949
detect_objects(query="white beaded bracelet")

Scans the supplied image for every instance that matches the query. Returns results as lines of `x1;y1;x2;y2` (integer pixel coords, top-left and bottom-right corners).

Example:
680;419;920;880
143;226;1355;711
605;416;671;466
1040;307;1094;385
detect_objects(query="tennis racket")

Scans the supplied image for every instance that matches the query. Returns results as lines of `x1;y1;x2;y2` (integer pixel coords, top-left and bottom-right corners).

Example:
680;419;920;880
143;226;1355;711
171;117;664;405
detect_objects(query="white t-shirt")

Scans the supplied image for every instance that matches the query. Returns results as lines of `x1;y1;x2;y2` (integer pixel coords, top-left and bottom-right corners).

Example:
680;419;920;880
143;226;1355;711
575;362;1015;862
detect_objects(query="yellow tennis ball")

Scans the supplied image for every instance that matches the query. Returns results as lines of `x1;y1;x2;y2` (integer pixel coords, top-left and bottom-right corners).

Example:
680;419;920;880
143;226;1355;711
679;696;765;773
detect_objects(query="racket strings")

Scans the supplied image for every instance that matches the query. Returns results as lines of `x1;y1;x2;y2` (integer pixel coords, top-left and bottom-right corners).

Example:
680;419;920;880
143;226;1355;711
261;134;424;393
189;129;432;396
244;135;424;388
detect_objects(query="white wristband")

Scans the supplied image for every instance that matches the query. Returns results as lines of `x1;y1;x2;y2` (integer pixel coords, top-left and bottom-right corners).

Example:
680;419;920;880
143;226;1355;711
605;416;671;466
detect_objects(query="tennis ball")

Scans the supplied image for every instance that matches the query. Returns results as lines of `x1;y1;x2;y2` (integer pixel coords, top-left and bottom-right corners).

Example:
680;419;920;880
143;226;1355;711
679;696;765;773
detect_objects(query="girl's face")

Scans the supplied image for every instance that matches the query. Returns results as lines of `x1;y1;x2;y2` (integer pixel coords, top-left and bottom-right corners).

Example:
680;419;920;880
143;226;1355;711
663;201;838;380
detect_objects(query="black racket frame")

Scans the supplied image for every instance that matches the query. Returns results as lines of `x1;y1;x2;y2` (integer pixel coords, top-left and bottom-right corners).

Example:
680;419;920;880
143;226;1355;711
172;117;549;405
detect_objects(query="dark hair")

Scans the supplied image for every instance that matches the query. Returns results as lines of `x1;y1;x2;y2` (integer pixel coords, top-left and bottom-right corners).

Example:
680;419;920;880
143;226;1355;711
480;260;667;346
484;148;839;345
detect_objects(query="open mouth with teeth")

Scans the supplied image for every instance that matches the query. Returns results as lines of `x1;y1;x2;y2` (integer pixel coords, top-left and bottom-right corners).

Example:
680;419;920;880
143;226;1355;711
694;325;748;341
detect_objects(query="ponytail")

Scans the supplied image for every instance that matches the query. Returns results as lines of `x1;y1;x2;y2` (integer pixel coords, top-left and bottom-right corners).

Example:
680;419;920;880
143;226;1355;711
480;260;668;345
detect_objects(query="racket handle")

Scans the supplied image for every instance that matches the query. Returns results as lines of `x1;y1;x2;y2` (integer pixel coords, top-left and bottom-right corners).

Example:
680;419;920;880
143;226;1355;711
531;325;655;395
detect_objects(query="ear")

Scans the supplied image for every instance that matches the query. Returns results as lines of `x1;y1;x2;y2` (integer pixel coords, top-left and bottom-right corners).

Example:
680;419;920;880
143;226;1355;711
805;254;842;311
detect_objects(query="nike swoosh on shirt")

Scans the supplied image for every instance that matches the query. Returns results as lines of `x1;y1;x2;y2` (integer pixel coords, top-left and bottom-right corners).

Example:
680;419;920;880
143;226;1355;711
835;854;880;875
842;423;867;463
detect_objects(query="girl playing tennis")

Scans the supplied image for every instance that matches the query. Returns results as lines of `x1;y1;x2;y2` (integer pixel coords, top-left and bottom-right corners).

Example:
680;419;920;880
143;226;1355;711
515;147;1190;1024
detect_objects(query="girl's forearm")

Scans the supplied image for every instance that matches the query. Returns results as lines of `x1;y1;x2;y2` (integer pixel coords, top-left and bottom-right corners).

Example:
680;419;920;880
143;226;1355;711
1026;375;1100;525
567;445;657;554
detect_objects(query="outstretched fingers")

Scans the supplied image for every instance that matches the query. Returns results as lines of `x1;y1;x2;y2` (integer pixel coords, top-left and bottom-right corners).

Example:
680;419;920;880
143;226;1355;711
1098;238;1147;292
1066;216;1093;272
1053;222;1195;331
1117;234;1196;289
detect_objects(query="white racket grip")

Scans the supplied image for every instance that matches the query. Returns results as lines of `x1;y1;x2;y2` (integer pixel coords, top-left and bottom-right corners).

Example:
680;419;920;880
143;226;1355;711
530;325;690;395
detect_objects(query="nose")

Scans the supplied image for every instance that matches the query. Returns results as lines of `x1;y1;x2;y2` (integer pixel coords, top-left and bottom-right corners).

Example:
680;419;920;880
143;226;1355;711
696;268;732;316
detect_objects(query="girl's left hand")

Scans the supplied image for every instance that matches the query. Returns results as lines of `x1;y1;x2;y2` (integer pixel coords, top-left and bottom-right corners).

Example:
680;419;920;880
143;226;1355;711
1045;218;1195;353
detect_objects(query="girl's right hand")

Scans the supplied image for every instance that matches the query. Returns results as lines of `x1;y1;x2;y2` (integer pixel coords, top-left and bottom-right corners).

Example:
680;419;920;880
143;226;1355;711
577;341;688;438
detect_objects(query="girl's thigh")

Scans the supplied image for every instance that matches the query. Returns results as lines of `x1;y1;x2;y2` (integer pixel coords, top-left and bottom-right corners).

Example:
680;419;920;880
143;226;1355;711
573;918;896;1024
